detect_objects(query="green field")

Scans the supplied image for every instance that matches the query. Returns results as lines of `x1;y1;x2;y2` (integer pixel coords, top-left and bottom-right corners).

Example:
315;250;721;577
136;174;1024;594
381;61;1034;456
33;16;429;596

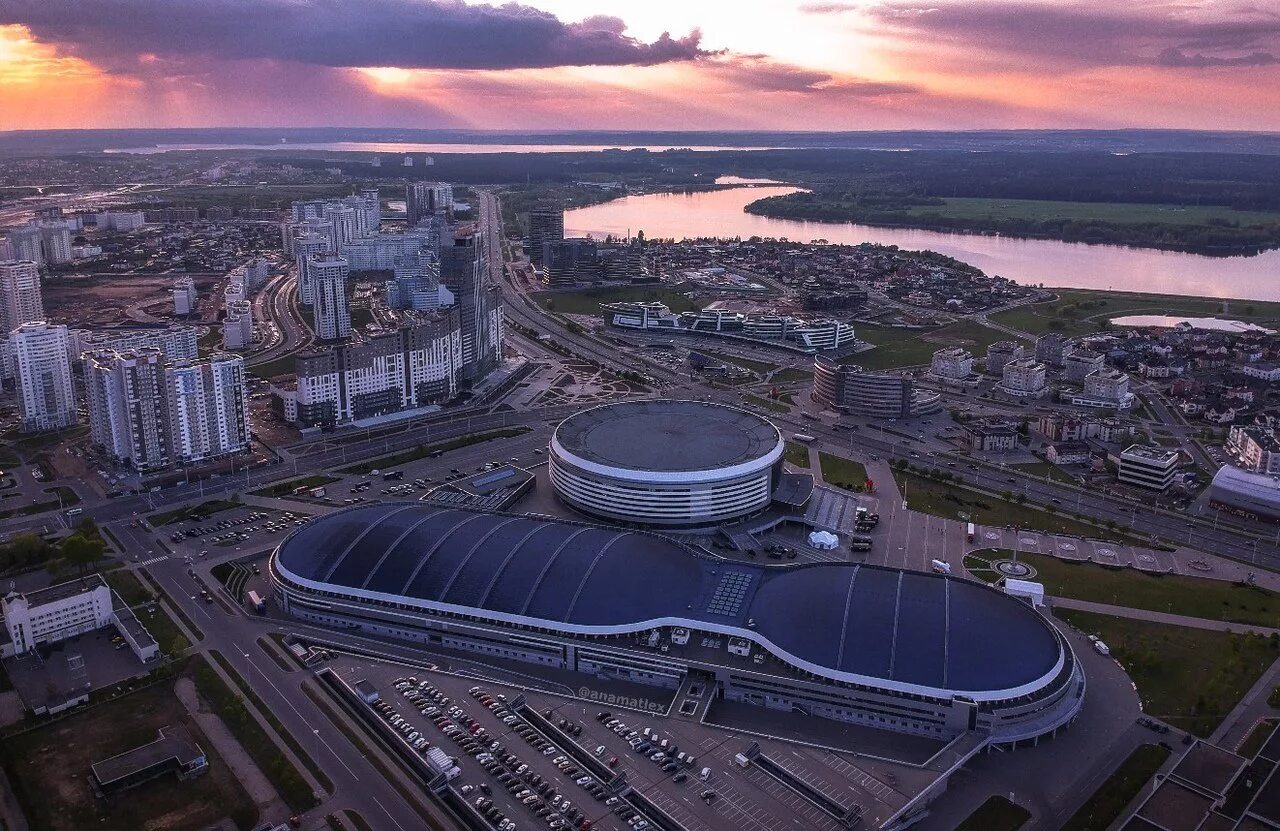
956;796;1030;831
1061;744;1171;831
531;285;702;315
247;352;297;379
690;348;779;376
771;367;813;384
1058;610;1278;735
819;452;870;490
992;289;1280;338
744;394;788;413
784;441;811;468
1011;462;1079;485
1009;551;1280;628
846;320;1012;370
1238;720;1278;759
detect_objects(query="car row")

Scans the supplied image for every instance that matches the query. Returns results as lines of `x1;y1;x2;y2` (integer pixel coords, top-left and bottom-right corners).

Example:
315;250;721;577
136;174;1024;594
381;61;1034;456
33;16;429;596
591;711;710;799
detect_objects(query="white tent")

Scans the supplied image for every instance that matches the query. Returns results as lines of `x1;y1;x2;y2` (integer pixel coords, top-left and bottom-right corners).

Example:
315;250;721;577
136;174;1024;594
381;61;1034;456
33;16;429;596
808;530;839;550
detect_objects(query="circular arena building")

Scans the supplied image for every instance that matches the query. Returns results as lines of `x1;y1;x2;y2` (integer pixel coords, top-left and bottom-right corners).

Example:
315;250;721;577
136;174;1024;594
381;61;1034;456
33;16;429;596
548;400;785;527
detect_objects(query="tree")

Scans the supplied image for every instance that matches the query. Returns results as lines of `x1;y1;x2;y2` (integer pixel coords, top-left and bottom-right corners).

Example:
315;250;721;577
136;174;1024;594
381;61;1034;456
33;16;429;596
60;533;106;577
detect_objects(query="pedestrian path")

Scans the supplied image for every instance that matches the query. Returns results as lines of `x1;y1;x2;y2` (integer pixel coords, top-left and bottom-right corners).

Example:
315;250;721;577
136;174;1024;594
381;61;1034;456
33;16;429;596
136;554;169;567
1049;596;1280;637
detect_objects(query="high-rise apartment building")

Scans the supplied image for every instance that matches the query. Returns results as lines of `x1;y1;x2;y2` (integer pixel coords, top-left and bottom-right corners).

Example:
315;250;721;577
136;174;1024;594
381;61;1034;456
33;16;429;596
526;209;565;267
293;232;332;305
406;182;454;225
83;349;171;472
309;255;351;341
10;321;76;432
223;300;253;350
6;226;43;265
0;260;44;334
439;224;501;382
173;277;197;316
166;354;251;465
75;326;199;365
39;224;73;265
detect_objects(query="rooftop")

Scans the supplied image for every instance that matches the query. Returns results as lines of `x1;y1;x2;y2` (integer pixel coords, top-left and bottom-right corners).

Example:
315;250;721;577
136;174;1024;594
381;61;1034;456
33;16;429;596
552;400;782;474
275;504;1065;698
1121;445;1181;464
6;573;108;608
91;726;204;786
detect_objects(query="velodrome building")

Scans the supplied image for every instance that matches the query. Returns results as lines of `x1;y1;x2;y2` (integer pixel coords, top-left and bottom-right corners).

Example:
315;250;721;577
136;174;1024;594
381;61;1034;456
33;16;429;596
271;503;1085;746
547;400;786;528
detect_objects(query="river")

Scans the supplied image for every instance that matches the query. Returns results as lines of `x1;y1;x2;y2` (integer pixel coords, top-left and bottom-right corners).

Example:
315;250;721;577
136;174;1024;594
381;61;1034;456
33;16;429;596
565;186;1280;301
105;142;777;155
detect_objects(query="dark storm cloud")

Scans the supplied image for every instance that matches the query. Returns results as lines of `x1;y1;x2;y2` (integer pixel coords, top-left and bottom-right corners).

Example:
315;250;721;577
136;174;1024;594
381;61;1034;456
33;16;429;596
867;1;1280;70
713;56;919;95
1;0;709;70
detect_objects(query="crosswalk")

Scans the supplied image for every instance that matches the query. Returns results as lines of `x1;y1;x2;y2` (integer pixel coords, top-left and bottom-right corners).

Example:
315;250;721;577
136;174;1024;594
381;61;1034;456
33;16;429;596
136;554;169;567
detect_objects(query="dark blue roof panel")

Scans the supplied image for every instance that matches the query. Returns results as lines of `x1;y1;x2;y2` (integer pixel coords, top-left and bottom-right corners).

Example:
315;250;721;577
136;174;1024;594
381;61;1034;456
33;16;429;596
276;505;1063;696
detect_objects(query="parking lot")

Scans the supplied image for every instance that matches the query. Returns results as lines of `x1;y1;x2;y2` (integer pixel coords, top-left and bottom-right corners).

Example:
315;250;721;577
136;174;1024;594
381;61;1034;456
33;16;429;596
325;653;924;831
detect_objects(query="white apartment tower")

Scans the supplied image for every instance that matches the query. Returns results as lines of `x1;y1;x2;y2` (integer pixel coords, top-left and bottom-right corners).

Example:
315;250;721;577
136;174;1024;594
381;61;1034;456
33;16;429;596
166;354;251;465
11;321;76;432
222;299;253;351
0;260;44;334
310;255;351;341
83;349;172;472
294;232;332;305
173;277;197;316
998;357;1049;398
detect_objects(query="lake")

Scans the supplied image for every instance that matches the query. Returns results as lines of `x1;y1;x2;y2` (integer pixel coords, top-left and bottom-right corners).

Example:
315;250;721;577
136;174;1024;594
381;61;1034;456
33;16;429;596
565;186;1280;301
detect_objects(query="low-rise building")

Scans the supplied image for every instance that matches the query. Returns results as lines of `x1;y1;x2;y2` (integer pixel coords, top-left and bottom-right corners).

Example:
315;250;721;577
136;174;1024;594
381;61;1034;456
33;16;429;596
91;727;208;794
1226;425;1280;475
1070;368;1134;410
1035;333;1072;367
1063;349;1104;383
964;419;1019;452
1044;440;1092;466
1;574;158;662
812;356;940;418
1117;445;1180;491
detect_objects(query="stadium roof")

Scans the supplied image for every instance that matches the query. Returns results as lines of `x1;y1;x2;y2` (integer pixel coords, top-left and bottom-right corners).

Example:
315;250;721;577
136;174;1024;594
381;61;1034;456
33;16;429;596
553;400;782;474
275;504;1064;698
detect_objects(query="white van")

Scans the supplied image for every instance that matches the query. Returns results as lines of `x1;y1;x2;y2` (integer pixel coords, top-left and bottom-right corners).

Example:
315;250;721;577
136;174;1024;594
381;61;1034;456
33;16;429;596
699;767;711;781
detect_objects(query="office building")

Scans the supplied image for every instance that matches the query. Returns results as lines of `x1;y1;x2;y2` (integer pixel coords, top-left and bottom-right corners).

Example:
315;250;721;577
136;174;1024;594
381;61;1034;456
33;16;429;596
1227;426;1280;475
309;255;351;341
543;237;599;287
929;347;974;381
1118;445;1180;491
173;277;197;316
83;348;172;472
1063;349;1105;383
812;355;941;418
274;503;1083;745
291;314;461;427
1;573;158;662
963;419;1020;452
526;208;565;267
166;354;251;466
0;260;44;334
986;341;1025;376
10;321;76;432
406;182;454;225
222;300;253;351
998;358;1049;398
1209;465;1280;520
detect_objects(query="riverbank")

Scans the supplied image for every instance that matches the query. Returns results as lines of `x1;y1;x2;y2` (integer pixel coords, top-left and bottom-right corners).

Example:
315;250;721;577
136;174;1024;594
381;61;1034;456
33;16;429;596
743;192;1280;257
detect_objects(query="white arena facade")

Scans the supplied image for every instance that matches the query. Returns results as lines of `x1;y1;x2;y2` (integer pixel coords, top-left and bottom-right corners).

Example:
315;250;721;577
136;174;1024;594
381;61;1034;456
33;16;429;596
548;400;785;528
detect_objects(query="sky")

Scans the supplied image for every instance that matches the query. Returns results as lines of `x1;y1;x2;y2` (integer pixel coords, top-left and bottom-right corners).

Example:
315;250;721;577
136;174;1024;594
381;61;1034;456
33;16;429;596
1;0;1279;132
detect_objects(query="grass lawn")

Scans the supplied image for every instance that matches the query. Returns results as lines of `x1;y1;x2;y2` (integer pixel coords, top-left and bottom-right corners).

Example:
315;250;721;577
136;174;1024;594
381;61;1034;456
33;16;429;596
992;289;1280;338
772;367;813;384
784;441;811;468
251;475;339;498
955;796;1031;831
844;320;1011;370
744;394;789;413
894;469;1136;540
530;285;703;315
1057;609;1279;736
104;568;154;606
148;497;241;526
0;676;259;831
247;352;297;379
1238;719;1278;759
819;452;870;490
1012;461;1079;485
191;655;319;813
1061;744;1171;831
692;348;779;376
1013;551;1280;628
335;427;529;475
138;600;193;655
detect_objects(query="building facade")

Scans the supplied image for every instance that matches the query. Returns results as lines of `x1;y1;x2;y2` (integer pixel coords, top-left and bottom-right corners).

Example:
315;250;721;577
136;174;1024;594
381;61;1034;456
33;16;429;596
930;347;974;381
222;299;254;351
0;260;44;335
173;277;197;316
309;255;352;341
11;321;76;432
1063;349;1105;383
998;358;1049;398
986;341;1025;376
165;354;252;466
1117;445;1180;491
526;209;565;267
812;356;941;418
84;348;172;472
1226;426;1280;475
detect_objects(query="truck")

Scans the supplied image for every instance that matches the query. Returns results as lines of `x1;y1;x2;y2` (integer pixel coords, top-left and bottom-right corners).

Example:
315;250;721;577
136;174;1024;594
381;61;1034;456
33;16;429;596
425;746;461;780
966;522;976;543
1094;640;1111;656
309;486;326;498
792;434;816;443
733;753;751;768
931;559;952;574
849;535;873;552
246;590;265;614
383;470;404;481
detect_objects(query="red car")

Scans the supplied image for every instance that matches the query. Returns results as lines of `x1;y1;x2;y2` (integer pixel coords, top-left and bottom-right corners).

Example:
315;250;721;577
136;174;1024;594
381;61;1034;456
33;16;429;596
608;755;619;768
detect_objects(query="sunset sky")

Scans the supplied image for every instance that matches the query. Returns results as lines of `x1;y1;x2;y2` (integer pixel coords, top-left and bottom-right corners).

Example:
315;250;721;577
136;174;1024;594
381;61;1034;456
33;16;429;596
2;0;1279;132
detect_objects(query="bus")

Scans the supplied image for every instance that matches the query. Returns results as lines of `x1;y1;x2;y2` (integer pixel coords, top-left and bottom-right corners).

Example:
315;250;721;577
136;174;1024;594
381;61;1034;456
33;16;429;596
966;523;975;543
792;434;816;444
65;507;83;518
